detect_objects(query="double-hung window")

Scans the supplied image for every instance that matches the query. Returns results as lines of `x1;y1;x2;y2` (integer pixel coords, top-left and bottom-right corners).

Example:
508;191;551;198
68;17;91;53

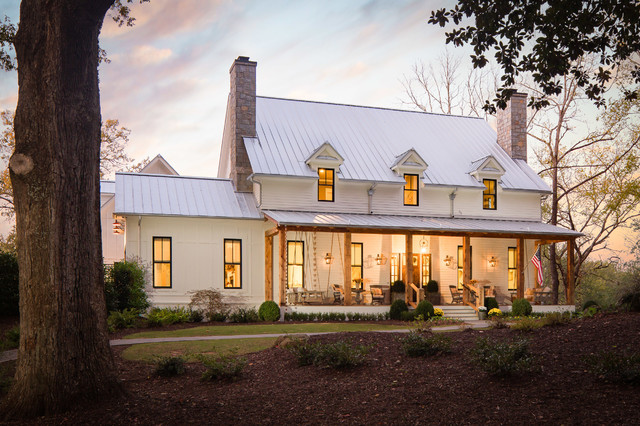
153;237;171;288
318;168;334;202
508;247;517;290
483;179;497;210
351;243;363;289
224;239;242;289
404;174;419;206
287;241;304;288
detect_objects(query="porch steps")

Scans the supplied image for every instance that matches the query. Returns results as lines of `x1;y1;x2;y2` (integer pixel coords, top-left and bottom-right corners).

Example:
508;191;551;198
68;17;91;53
437;305;478;321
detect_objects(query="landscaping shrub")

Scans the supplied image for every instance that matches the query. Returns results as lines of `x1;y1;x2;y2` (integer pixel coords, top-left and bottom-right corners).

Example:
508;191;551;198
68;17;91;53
0;251;19;316
104;259;149;313
468;337;536;377
0;325;19;351
541;311;572;326
228;307;260;323
154;355;186;377
286;337;318;366
490;317;509;329
197;353;247;381
582;300;599;311
286;338;370;369
188;309;204;323
484;297;499;312
426;279;439;293
146;307;191;327
401;310;417;321
391;280;405;293
415;300;434;319
510;317;542;332
390;299;408;320
618;281;640;312
258;301;280;322
584;350;640;385
188;288;229;322
512;298;533;316
398;331;452;357
107;308;140;331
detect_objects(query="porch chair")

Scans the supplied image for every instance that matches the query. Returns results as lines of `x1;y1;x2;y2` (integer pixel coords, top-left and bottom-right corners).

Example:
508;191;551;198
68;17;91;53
330;284;344;304
449;285;463;304
369;285;385;305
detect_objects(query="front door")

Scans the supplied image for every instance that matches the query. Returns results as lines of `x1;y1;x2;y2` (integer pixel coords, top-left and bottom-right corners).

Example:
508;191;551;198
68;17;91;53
420;254;431;287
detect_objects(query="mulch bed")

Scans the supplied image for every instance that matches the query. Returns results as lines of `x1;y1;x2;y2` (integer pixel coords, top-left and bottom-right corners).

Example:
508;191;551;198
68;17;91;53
2;312;640;425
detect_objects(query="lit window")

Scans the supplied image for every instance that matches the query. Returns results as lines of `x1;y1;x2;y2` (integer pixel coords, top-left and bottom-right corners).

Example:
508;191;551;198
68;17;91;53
508;247;517;290
153;237;171;288
224;239;242;289
318;168;334;201
457;245;472;289
351;243;363;289
287;241;304;288
483;179;497;210
404;174;419;206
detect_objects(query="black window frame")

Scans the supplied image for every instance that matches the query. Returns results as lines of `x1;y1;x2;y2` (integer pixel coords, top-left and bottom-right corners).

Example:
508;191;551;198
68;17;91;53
483;179;497;210
152;236;172;289
318;168;335;202
403;174;419;206
351;242;363;289
508;247;517;290
223;238;242;289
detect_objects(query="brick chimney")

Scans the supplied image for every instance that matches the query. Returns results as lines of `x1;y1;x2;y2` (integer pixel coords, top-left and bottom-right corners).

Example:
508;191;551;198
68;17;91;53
496;92;527;162
223;56;256;192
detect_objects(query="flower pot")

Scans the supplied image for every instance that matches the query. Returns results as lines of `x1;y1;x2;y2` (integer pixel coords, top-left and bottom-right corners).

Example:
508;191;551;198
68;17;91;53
478;311;487;320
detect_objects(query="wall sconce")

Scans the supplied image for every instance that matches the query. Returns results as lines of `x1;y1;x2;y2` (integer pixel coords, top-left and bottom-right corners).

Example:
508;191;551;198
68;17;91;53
112;219;125;235
443;255;453;267
375;254;387;265
324;253;333;264
488;256;497;268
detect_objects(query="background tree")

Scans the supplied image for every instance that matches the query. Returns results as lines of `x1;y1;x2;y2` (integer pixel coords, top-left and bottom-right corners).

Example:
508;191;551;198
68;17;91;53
429;1;640;110
0;0;148;418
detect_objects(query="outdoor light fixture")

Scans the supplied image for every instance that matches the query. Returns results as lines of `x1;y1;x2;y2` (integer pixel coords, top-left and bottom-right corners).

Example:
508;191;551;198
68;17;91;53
443;255;453;267
489;256;497;267
112;219;125;235
324;253;333;264
375;254;386;265
419;237;429;254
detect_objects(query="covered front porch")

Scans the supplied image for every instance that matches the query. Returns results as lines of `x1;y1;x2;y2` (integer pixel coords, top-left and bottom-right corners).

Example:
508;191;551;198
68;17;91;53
262;211;581;312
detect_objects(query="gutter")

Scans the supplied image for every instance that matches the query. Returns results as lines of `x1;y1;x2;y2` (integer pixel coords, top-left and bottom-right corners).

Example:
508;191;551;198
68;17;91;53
248;173;262;208
367;184;376;214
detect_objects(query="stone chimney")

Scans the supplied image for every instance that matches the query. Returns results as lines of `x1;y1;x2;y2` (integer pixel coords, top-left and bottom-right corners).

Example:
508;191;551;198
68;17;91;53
225;56;256;192
496;92;527;162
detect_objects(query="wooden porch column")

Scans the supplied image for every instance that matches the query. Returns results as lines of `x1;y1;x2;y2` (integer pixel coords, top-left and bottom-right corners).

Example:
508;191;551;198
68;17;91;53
279;227;287;306
405;234;413;304
343;232;352;305
462;236;471;304
265;234;273;301
567;238;575;304
517;238;525;299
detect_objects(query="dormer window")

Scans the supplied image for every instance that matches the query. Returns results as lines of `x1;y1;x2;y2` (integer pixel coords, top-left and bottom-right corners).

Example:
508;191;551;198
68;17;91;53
318;168;334;202
404;174;419;206
483;179;497;210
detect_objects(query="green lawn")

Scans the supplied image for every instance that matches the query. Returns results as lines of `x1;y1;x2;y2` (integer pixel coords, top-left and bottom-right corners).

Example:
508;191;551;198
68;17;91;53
124;322;409;339
122;337;278;362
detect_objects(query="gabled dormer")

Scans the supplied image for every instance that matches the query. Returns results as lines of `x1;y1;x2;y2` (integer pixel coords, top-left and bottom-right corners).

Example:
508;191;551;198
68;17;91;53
305;141;344;172
390;148;428;176
468;155;506;182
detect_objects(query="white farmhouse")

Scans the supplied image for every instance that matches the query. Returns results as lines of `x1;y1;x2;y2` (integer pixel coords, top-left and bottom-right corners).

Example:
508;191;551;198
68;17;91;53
106;56;580;315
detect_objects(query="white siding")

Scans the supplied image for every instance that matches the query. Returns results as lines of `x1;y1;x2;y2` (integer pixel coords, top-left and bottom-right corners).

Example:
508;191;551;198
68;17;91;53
101;196;125;264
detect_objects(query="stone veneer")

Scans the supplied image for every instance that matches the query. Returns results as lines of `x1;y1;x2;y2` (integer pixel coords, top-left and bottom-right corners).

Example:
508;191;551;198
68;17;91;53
496;92;527;162
227;56;256;192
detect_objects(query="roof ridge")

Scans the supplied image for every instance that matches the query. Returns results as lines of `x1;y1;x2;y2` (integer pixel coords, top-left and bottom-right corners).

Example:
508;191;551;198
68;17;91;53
256;96;487;120
116;172;232;182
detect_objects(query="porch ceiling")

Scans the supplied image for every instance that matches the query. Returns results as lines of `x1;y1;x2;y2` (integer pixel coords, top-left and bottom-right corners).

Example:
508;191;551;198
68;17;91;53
262;210;582;239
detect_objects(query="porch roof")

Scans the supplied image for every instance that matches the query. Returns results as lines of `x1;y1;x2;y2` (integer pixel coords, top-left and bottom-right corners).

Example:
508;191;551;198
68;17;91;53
262;210;581;239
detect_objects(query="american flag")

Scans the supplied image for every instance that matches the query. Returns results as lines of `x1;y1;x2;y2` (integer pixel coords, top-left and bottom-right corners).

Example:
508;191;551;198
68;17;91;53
531;246;543;286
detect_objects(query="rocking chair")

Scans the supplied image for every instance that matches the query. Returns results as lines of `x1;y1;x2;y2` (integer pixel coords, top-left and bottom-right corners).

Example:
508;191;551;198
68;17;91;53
449;285;463;304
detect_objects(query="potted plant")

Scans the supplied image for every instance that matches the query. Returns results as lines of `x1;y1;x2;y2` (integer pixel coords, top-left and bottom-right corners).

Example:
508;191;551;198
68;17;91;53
478;306;488;320
391;280;405;302
425;279;440;305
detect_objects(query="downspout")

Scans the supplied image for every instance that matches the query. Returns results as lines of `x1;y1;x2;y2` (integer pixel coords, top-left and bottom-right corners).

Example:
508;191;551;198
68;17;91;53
137;216;142;258
367;184;377;214
248;173;262;208
449;189;457;218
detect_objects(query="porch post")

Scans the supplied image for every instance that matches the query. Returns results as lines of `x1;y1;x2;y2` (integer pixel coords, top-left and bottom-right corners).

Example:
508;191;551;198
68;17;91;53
405;233;413;304
567;238;575;304
517;238;525;299
463;236;471;305
279;227;287;306
265;234;273;301
344;232;352;305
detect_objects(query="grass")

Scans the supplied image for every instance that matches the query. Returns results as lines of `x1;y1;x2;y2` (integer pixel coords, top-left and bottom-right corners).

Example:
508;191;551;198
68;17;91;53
122;337;278;362
124;322;409;339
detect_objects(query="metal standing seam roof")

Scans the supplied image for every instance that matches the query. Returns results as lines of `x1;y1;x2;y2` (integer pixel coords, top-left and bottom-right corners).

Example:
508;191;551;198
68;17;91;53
245;97;551;193
114;173;262;219
100;180;115;194
262;210;582;238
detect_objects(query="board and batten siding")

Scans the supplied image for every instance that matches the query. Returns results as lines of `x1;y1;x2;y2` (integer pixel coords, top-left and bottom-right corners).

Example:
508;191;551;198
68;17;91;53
257;176;541;221
124;215;269;308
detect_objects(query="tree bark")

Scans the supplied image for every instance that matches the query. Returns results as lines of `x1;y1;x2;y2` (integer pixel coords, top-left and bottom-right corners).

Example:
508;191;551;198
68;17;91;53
1;0;121;418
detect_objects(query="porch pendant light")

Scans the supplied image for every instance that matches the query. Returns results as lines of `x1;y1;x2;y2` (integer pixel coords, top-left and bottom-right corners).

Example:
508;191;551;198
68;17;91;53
420;237;428;254
324;253;333;264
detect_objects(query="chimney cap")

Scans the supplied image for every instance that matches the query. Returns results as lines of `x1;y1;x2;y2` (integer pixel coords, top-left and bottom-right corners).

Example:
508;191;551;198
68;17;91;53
236;56;251;62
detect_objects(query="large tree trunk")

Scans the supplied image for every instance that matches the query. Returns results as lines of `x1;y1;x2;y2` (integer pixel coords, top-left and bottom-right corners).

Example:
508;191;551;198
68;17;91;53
1;0;121;418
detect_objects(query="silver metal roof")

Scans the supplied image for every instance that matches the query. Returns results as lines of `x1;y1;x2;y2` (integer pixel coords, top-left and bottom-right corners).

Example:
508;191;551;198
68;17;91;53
263;210;581;238
245;97;550;192
100;180;115;194
114;173;262;219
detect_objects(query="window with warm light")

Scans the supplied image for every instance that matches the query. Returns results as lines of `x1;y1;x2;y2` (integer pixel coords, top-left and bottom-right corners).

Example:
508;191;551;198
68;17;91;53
351;243;363;289
457;245;472;289
403;174;419;206
421;254;431;286
287;241;304;288
483;179;497;210
318;168;334;202
508;247;517;290
153;237;171;288
224;239;242;289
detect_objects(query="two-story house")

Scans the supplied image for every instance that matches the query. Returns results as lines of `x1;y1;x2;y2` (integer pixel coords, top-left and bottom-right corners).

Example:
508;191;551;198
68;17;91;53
111;56;580;313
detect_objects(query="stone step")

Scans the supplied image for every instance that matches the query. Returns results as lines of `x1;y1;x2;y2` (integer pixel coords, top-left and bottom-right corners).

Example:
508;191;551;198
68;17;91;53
436;305;478;320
